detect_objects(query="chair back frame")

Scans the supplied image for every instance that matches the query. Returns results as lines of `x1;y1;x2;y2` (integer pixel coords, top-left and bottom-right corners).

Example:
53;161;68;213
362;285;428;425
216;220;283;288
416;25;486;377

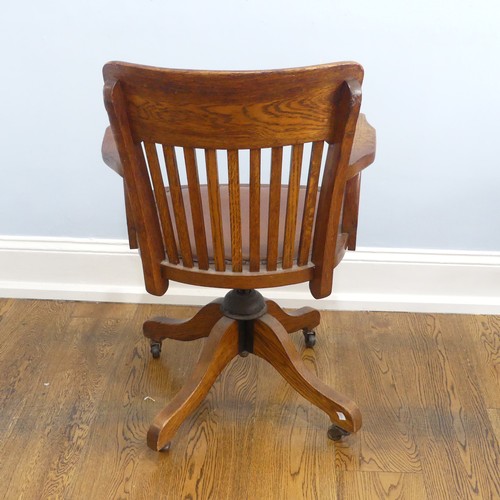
103;62;363;298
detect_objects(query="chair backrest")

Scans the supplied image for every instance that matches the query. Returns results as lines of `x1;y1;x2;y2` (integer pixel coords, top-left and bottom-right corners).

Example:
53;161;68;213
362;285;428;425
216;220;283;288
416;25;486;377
103;61;363;299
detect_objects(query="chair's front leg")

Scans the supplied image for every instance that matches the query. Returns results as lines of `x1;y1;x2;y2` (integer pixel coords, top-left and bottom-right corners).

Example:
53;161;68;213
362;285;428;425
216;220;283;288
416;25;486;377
253;314;362;436
147;316;239;451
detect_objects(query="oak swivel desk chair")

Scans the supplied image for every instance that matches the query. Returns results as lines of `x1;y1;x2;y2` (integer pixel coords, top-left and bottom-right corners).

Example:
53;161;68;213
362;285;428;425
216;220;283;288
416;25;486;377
102;61;376;451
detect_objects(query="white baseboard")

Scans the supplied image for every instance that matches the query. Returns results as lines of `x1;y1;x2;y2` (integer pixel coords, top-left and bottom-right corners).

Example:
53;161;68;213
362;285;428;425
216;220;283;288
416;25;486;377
1;236;499;314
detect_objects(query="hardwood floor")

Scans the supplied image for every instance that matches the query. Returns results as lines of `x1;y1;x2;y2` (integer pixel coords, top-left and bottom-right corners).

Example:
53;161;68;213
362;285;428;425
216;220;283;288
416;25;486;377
0;299;498;499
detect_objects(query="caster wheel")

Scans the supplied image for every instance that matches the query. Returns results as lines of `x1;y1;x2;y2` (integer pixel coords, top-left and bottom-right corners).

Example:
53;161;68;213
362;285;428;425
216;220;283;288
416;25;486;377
150;341;162;359
303;329;316;348
159;441;171;452
327;424;350;441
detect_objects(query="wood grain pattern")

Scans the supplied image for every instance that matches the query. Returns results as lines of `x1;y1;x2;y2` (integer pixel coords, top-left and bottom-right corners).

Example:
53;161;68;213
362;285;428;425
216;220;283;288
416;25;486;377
310;79;362;299
144;142;179;263
102;63;371;471
103;81;168;295
249;148;261;272
266;146;283;271
143;298;224;342
103;61;364;149
434;315;500;499
102;114;375;180
265;299;321;334
297;140;324;265
163;145;193;267
1;300;499;498
160;259;314;289
123;183;138;249
175;352;259;499
342;173;362;251
282;144;304;269
184;147;209;270
346;113;377;180
227;149;242;272
205;148;226;271
337;471;427;500
393;313;499;499
103;62;375;295
142;294;353;452
148;316;239;450
253;314;361;433
103;115;375;262
488;409;500;443
325;312;421;473
457;315;499;408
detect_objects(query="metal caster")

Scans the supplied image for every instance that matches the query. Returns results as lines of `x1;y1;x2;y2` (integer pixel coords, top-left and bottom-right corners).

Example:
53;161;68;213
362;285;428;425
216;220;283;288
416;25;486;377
327;424;350;441
303;329;316;348
150;341;162;359
159;441;171;452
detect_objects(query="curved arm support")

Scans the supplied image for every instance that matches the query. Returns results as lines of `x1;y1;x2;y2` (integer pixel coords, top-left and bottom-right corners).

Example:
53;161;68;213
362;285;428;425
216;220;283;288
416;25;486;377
102;126;123;177
346;113;376;179
310;79;363;299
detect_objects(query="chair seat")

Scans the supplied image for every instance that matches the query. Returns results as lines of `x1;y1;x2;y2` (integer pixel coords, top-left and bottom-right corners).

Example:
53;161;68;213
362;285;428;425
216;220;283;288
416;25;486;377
170;184;314;264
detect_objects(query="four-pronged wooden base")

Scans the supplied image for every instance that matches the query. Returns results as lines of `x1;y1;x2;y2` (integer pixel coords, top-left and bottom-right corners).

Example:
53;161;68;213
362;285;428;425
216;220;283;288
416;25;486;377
143;293;362;451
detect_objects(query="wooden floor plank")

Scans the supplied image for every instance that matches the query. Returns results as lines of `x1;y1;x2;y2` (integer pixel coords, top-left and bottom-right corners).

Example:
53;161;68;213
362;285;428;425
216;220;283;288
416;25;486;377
173;355;258;499
337;471;427;500
249;334;339;499
488;409;500;441
439;315;500;499
393;314;500;500
0;306;126;499
0;297;14;321
322;312;421;473
71;300;139;320
0;301;76;428
457;315;499;408
0;300;499;499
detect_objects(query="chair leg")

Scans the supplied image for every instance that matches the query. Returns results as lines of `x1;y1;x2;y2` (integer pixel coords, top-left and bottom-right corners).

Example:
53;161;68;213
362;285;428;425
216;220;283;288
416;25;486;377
143;298;224;343
147;316;239;451
253;314;362;435
265;299;320;347
265;300;321;334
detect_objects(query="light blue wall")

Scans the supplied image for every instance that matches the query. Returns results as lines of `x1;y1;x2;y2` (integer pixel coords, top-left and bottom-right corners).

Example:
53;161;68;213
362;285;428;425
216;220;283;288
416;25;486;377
1;0;499;250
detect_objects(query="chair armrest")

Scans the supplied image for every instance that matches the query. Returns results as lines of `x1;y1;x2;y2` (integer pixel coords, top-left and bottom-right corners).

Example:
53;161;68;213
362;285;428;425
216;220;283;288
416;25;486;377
102;127;138;249
102;126;123;177
341;114;376;251
346;113;376;179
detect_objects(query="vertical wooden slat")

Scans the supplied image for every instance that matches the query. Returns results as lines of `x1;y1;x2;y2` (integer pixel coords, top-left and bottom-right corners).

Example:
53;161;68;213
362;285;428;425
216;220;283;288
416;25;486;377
227;149;242;272
143;142;179;263
249;149;261;271
297;141;324;266
205;149;226;271
266;147;283;271
184;148;209;269
282;144;304;269
162;145;194;268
